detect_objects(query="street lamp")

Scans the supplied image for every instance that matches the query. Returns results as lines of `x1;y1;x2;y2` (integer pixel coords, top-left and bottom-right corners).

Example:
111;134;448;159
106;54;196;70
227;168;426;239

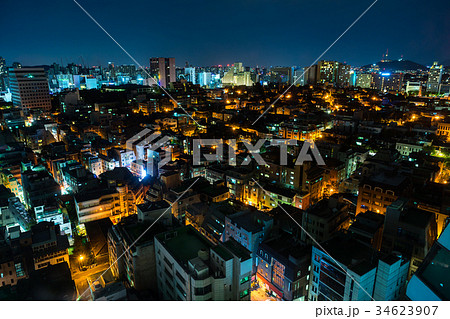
79;255;85;270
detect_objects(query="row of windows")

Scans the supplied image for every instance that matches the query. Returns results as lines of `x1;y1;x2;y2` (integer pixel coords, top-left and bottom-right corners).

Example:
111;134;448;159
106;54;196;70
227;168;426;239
1;278;14;286
362;185;395;195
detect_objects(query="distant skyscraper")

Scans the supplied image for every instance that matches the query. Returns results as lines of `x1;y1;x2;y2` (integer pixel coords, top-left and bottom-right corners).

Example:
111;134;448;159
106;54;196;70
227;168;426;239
233;62;244;73
117;64;136;77
0;56;6;91
222;62;254;87
426;62;443;93
302;65;318;85
108;62;116;79
336;63;351;87
372;72;403;92
356;73;373;88
293;68;305;85
184;67;196;84
149;57;176;88
270;67;293;84
0;57;5;74
8;68;52;112
316;61;351;87
197;72;212;87
317;60;336;84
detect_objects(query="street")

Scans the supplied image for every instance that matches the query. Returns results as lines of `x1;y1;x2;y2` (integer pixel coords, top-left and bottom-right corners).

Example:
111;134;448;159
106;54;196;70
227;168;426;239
70;254;110;301
250;280;278;301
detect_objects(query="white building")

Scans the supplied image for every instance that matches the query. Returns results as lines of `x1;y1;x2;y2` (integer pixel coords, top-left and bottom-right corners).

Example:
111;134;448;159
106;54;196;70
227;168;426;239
155;226;252;301
74;188;126;224
406;81;421;94
395;141;428;156
308;236;409;301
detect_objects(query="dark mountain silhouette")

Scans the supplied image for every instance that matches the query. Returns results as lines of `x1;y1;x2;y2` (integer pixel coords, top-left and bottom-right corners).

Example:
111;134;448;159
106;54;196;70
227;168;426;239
361;60;427;72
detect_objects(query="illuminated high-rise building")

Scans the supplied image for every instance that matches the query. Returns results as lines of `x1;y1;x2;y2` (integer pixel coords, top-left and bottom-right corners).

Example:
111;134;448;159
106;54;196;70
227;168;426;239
222;62;254;87
301;65;318;85
270;67;293;84
426;62;443;93
372;72;403;92
356;73;373;88
293;68;305;85
108;62;116;79
336;63;351;87
317;60;337;84
8;67;52;113
149;57;176;88
316;61;351;87
197;72;212;87
0;56;6;91
233;62;244;73
184;67;196;84
0;57;5;74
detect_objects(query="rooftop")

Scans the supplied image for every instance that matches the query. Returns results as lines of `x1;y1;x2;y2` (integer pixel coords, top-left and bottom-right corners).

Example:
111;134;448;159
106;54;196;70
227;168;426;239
223;238;251;261
319;233;378;276
157;226;213;265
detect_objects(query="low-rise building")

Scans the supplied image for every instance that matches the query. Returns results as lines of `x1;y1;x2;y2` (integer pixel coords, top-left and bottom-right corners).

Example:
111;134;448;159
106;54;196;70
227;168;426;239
223;209;273;257
301;194;351;244
74;187;124;224
256;232;310;300
395;141;427;157
436;122;450;138
356;170;410;215
30;222;70;271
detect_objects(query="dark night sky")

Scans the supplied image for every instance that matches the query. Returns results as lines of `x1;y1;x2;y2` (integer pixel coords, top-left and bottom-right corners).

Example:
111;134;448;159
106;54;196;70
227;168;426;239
1;0;449;68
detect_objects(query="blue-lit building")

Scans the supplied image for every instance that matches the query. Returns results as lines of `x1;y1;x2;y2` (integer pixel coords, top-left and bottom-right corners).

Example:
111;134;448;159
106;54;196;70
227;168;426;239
256;232;310;300
406;224;450;300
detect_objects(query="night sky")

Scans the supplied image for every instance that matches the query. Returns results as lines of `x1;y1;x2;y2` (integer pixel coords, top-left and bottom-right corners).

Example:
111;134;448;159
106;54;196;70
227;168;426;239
1;0;449;68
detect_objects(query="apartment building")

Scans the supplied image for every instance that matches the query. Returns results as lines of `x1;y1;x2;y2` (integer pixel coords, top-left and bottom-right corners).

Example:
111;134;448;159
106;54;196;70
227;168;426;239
155;226;252;300
30;222;70;271
301;195;351;244
74;187;124;224
256;233;311;301
308;234;409;301
356;170;410;215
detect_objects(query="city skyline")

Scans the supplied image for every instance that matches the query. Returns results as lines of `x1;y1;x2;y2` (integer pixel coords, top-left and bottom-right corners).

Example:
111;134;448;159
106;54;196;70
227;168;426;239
1;0;450;307
1;0;449;67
